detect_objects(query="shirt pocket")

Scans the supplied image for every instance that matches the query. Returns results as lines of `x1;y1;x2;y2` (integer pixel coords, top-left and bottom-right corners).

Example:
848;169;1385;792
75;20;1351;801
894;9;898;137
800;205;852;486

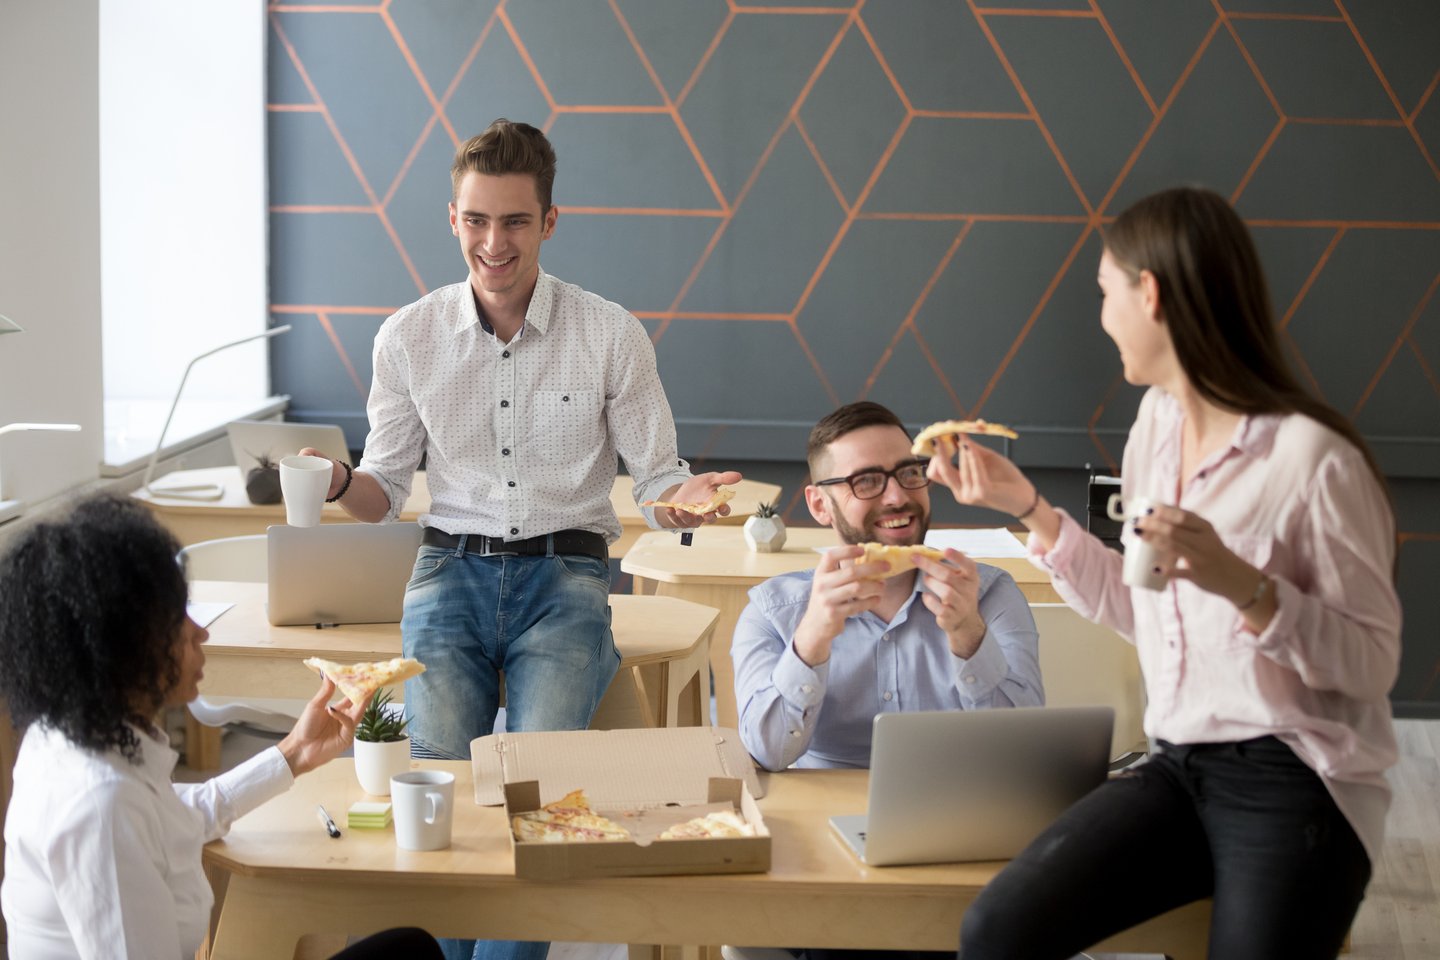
531;389;603;464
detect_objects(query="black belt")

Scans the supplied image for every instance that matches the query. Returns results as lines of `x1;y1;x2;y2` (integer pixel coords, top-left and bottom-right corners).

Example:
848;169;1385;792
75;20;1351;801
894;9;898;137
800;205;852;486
421;527;608;561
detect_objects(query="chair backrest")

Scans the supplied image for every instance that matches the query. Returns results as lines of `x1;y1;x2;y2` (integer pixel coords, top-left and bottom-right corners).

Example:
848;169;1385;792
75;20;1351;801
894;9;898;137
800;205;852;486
176;534;268;582
1030;603;1147;760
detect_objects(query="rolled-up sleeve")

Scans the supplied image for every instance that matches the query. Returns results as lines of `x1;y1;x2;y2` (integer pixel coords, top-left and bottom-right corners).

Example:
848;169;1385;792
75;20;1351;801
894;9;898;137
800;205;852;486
605;316;692;528
356;321;426;523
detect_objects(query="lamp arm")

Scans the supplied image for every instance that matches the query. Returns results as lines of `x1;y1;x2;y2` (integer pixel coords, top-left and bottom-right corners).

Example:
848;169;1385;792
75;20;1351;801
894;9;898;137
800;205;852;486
140;324;292;492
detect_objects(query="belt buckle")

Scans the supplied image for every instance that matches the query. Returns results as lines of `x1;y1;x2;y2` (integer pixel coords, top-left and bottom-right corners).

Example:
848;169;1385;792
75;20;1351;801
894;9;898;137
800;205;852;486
478;535;518;557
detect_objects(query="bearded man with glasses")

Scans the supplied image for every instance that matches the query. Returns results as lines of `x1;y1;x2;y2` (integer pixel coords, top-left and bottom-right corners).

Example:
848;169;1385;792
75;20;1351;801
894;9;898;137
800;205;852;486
732;402;1043;775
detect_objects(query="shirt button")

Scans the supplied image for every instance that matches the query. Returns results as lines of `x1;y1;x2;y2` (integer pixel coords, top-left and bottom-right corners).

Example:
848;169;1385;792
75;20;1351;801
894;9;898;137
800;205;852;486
502;448;510;456
881;634;891;643
789;730;801;738
502;350;510;358
500;400;509;408
507;481;516;488
562;395;569;402
510;527;519;535
882;691;893;702
801;684;812;694
964;675;977;685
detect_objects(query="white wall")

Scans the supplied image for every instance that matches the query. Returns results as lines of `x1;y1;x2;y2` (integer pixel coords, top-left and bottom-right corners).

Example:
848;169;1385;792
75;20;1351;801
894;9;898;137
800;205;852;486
0;1;104;510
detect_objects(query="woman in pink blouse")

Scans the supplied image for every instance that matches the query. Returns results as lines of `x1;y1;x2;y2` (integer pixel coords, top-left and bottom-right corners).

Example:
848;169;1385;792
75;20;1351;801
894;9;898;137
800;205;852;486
939;187;1400;959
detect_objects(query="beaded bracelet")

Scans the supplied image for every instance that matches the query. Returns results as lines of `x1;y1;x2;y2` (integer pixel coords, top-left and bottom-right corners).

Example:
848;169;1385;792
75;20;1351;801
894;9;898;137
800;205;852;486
324;460;353;503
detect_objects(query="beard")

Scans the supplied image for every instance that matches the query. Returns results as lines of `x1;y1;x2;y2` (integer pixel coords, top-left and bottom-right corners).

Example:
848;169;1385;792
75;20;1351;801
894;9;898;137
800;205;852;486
829;501;930;546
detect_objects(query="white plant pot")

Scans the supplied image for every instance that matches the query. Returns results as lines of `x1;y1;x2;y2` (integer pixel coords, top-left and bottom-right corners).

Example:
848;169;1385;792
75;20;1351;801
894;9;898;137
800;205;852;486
354;737;412;796
744;515;787;552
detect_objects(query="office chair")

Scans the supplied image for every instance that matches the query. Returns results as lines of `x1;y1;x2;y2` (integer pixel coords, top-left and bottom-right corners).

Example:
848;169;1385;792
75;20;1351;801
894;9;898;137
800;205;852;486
1030;603;1149;767
177;534;304;741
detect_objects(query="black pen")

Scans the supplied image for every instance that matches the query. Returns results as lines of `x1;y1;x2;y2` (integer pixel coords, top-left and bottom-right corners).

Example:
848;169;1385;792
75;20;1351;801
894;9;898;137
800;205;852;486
316;803;341;838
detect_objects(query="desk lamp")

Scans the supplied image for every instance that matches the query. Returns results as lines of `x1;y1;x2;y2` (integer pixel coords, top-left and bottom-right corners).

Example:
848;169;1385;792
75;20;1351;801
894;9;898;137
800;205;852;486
141;324;292;500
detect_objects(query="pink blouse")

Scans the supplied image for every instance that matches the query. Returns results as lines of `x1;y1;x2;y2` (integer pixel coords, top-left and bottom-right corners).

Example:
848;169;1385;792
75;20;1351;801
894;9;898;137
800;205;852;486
1033;387;1401;864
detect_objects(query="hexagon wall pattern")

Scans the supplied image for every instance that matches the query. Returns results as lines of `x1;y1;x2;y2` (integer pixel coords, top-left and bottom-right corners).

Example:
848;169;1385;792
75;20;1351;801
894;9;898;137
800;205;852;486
266;1;1440;711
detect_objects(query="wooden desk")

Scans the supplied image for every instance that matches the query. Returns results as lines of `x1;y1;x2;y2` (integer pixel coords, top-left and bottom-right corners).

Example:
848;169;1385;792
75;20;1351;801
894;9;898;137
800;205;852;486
136;468;780;559
621;526;1061;728
189;583;717;765
203;761;1210;960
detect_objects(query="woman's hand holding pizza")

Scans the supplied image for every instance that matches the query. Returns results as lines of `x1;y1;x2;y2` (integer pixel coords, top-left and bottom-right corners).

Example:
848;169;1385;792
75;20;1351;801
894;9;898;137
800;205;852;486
277;678;367;777
926;436;1033;516
792;545;888;667
912;549;987;658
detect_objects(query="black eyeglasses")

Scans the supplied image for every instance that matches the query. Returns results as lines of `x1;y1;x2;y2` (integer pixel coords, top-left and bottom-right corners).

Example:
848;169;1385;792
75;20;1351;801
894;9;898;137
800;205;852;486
815;460;930;500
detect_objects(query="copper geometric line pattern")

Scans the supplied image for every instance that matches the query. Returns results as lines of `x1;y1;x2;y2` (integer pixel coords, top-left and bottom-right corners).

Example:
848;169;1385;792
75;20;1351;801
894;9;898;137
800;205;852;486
266;0;1440;470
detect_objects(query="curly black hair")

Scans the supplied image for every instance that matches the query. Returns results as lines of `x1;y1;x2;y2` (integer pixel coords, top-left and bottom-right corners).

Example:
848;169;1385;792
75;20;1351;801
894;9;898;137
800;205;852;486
0;493;188;762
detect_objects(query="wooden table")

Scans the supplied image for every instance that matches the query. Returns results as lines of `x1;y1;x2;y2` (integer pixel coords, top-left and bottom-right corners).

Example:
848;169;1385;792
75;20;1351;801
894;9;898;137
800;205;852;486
621;526;1062;729
136;468;780;559
202;761;1211;960
188;583;718;766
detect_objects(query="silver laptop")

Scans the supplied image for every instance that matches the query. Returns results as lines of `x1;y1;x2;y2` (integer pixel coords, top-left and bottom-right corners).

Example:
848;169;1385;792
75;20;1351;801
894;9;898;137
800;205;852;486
266;523;423;626
227;419;350;476
830;706;1112;866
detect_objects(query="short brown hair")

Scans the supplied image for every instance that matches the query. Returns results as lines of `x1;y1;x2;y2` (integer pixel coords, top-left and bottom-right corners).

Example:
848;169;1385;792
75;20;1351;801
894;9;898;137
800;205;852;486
806;401;908;475
450;118;557;211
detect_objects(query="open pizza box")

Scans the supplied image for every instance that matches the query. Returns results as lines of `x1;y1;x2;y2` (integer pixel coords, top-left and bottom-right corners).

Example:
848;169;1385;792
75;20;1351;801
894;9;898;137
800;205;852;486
470;727;771;880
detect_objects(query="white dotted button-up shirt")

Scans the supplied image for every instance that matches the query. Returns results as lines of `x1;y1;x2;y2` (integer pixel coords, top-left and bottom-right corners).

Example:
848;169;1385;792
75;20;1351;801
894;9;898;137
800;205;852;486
357;268;692;543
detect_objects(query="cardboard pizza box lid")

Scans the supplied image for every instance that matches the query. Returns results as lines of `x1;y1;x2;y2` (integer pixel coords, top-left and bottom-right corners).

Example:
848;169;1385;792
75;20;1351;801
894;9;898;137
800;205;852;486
469;726;763;807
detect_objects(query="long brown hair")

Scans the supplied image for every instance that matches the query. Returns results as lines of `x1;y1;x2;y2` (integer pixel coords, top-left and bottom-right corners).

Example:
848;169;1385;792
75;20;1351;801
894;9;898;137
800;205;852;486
1105;186;1387;493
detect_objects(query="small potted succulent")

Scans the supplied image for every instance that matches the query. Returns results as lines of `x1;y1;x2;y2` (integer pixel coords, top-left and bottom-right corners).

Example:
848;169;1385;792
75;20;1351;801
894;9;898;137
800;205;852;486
352;688;412;796
743;500;787;553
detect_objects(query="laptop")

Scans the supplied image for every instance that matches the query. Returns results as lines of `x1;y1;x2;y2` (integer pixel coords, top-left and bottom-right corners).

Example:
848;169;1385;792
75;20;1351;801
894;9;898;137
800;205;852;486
829;705;1113;866
227;419;350;476
266;523;424;626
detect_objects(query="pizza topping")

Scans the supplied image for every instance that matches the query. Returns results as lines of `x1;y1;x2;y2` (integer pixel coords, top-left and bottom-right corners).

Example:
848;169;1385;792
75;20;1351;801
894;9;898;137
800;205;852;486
658;809;756;840
302;656;426;706
911;419;1019;456
642;487;736;516
511;789;632;844
853;542;948;581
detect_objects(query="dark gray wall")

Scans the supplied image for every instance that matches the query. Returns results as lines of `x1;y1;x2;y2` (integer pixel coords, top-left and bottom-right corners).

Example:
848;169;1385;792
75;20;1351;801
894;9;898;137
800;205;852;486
266;0;1440;715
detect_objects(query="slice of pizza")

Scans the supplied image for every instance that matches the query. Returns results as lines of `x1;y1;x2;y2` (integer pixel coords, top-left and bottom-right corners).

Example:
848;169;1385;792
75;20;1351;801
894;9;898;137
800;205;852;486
911;418;1020;456
641;486;736;516
511;788;632;843
302;656;426;706
658;809;757;840
854;542;948;581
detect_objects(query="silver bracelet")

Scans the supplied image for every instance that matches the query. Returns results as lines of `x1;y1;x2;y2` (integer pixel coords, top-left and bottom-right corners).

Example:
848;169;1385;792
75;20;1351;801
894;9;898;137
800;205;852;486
1236;574;1271;611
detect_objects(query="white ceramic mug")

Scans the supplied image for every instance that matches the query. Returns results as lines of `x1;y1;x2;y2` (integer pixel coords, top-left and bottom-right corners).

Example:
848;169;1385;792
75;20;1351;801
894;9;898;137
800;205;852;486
1106;493;1169;591
278;454;332;527
391;770;454;851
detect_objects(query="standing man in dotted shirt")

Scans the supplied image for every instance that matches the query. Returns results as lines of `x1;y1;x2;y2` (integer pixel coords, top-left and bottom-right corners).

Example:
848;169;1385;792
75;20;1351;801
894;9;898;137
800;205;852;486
306;118;737;762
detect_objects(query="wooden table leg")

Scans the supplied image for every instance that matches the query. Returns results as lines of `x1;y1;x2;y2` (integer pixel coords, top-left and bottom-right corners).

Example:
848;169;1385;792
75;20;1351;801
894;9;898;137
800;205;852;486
186;713;225;771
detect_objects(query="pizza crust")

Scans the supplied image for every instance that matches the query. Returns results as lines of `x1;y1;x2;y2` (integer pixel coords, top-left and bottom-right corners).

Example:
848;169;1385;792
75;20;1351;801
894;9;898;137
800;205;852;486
658;809;756;840
853;542;947;580
642;487;736;516
911;418;1019;456
302;656;426;706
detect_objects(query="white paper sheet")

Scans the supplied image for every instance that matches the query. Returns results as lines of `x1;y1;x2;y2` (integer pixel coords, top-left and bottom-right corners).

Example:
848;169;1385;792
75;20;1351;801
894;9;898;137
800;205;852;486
186;601;234;629
923;527;1028;558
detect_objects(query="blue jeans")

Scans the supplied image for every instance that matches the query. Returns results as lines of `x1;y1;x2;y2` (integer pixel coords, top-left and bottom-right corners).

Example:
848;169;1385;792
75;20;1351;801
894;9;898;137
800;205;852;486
401;539;618;960
959;736;1372;960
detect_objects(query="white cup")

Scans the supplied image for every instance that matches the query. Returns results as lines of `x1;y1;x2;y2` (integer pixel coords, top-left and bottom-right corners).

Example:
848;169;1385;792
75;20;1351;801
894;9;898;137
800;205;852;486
1106;493;1169;591
391;770;454;851
278;454;332;527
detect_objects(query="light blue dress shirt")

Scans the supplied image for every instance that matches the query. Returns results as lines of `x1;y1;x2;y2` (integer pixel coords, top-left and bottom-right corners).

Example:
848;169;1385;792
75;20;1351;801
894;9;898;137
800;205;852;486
732;564;1043;771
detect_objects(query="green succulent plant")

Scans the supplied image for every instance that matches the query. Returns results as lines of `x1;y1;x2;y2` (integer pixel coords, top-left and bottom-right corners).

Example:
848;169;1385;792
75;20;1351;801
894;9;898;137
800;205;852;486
753;500;780;519
355;688;410;743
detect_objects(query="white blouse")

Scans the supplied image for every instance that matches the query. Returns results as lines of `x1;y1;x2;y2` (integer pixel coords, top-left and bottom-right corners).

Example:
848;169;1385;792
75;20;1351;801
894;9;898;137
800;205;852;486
2;724;292;959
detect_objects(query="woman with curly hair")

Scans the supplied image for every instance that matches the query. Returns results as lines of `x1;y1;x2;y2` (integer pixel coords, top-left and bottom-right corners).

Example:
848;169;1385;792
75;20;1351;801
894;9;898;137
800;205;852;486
935;187;1400;958
0;494;441;959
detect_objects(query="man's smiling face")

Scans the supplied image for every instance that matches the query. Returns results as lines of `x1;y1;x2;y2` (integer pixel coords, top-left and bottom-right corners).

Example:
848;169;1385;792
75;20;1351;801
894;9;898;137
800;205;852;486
449;170;556;302
808;424;931;546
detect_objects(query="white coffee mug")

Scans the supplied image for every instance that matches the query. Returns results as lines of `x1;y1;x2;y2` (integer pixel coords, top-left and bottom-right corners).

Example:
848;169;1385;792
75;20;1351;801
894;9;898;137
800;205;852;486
391;770;454;851
278;454;332;527
1106;493;1169;591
